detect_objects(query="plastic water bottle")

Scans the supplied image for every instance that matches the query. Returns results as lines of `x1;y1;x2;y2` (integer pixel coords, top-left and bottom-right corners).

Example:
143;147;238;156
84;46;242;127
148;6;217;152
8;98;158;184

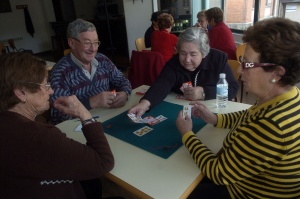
216;73;228;108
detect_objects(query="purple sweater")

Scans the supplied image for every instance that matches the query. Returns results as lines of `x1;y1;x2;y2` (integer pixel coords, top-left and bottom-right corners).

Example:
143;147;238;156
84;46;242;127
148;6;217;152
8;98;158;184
50;53;132;124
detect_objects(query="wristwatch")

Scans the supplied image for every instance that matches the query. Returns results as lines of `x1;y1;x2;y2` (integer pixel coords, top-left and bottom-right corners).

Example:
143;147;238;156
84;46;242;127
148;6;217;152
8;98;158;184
82;117;97;126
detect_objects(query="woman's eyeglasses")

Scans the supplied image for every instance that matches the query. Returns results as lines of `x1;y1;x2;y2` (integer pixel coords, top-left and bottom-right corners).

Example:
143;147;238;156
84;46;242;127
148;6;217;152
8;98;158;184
73;38;101;48
241;60;277;69
27;82;51;91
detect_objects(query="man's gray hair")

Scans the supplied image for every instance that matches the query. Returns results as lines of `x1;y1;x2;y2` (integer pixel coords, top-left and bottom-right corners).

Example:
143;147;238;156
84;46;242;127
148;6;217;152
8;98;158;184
67;19;96;39
177;27;210;57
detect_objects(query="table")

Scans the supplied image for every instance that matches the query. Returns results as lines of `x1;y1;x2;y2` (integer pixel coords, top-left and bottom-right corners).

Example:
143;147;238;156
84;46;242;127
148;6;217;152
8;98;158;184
56;85;252;199
45;61;55;71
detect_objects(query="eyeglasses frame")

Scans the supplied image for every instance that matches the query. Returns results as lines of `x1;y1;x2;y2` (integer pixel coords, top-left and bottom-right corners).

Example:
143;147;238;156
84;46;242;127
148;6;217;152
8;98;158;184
241;61;277;69
27;82;51;91
72;38;101;48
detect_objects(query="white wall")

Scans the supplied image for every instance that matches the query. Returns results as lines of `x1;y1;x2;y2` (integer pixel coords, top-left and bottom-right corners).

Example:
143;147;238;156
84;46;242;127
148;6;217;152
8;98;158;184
0;0;55;53
123;0;153;57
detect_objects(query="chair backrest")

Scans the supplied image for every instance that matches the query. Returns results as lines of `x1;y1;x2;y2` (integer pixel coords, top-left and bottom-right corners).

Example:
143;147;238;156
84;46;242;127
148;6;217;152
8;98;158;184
64;49;71;55
236;43;247;62
135;37;146;51
227;59;240;80
128;50;165;89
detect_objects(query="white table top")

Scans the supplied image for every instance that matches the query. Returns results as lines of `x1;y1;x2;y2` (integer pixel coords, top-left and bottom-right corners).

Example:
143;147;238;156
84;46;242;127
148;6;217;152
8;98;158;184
56;85;251;199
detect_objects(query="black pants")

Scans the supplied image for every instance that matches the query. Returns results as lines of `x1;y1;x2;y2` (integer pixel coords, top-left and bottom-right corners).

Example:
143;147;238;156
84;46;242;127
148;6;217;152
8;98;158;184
187;176;231;199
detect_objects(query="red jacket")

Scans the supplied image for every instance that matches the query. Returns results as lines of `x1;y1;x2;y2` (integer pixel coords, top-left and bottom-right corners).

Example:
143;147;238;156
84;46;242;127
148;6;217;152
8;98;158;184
151;29;178;63
208;22;237;60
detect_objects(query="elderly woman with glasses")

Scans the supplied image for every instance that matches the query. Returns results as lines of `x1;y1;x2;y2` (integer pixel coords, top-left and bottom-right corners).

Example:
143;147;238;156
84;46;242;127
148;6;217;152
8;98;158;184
129;27;238;118
176;17;300;198
0;52;115;198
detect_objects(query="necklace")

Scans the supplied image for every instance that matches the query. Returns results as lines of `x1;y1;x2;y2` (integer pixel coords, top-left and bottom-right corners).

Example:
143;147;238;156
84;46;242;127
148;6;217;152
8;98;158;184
194;70;200;87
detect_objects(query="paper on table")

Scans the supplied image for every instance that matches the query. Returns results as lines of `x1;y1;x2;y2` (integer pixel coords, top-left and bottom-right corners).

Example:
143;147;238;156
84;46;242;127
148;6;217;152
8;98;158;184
75;123;82;132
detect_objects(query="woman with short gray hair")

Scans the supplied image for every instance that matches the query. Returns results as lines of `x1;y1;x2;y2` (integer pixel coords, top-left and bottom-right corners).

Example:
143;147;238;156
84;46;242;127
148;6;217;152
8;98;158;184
129;27;239;118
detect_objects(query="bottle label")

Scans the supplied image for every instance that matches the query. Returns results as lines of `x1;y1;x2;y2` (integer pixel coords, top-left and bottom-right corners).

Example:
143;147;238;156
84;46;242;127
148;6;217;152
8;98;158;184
217;86;228;96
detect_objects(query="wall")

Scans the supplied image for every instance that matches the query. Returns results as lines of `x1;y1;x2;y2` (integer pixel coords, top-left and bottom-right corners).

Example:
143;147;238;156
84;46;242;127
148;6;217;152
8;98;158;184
123;0;153;57
0;0;55;53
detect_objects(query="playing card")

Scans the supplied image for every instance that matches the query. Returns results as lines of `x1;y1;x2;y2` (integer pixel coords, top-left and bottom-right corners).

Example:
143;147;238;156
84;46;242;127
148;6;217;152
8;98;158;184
136;88;148;95
182;105;192;118
127;113;144;123
180;81;192;92
142;116;160;126
155;115;167;122
133;126;153;136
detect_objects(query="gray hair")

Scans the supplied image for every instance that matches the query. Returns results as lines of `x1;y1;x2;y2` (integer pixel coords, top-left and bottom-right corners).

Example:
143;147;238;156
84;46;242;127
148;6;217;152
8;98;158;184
177;27;210;57
67;19;96;39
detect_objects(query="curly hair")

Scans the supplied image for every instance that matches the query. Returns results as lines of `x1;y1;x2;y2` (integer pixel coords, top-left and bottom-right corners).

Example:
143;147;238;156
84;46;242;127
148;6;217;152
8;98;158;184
0;52;47;111
157;13;174;30
242;17;300;86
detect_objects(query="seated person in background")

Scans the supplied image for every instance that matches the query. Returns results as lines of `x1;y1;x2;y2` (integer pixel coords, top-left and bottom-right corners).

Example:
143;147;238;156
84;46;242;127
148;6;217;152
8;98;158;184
151;13;178;64
176;17;300;199
205;7;236;60
0;52;115;199
50;19;132;124
194;10;209;33
129;27;238;118
144;11;161;48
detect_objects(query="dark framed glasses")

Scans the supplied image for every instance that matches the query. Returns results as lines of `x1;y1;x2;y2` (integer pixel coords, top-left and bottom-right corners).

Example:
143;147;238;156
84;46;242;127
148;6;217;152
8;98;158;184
241;61;277;69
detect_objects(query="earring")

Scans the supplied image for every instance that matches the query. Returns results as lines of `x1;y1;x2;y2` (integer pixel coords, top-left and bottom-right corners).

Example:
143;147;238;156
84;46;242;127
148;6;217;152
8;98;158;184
22;98;26;103
271;79;276;83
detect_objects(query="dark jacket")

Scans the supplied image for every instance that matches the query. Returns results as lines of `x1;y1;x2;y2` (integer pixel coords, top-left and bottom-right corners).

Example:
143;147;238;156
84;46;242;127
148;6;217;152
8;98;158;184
142;48;239;108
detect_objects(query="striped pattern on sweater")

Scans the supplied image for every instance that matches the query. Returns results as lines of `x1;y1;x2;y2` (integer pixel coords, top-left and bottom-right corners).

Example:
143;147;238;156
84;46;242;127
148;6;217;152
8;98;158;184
183;86;300;198
50;53;131;124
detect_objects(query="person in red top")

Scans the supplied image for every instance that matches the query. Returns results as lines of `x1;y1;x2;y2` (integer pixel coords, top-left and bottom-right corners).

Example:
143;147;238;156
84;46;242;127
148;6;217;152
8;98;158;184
151;13;178;64
205;7;236;60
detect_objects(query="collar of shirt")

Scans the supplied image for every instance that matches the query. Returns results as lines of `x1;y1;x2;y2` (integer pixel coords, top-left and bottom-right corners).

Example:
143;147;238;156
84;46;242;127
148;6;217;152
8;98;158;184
70;52;99;80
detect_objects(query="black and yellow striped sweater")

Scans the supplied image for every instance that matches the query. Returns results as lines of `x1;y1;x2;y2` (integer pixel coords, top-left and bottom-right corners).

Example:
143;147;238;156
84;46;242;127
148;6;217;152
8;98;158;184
183;86;300;198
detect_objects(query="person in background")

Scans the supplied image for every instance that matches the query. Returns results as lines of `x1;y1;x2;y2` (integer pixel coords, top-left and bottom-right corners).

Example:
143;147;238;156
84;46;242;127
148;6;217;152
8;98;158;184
176;17;300;199
50;19;132;124
0;52;117;199
194;10;209;33
151;13;178;64
129;27;238;118
144;11;161;48
205;7;236;60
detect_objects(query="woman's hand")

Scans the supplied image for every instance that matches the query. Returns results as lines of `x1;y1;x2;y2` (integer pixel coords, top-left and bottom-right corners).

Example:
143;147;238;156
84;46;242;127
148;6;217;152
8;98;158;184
53;95;92;122
128;99;151;118
189;101;217;125
176;111;193;136
184;86;204;100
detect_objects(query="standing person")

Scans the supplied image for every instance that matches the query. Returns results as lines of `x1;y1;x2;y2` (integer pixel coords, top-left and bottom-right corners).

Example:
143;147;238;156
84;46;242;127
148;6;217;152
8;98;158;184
50;19;132;124
0;52;116;199
176;17;300;198
129;27;238;118
151;13;178;63
194;10;209;33
144;11;161;48
205;7;236;60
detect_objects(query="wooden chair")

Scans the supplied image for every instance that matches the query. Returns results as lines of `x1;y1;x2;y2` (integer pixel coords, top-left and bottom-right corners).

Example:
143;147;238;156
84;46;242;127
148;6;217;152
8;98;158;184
228;59;242;102
236;43;247;62
64;49;71;55
135;37;146;51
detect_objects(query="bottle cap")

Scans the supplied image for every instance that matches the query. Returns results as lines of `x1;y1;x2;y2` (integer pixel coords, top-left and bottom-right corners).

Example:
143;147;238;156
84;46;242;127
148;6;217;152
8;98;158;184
219;73;226;78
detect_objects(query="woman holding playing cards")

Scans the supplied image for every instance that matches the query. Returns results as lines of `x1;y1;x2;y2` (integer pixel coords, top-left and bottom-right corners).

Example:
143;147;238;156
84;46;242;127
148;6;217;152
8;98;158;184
129;27;238;118
176;18;300;198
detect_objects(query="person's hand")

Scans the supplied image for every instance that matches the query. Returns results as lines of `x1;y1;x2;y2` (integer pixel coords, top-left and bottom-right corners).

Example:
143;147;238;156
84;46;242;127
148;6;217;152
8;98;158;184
184;86;204;100
53;95;92;121
176;111;193;136
189;101;217;125
128;99;151;118
110;91;128;108
89;91;116;108
194;22;201;27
